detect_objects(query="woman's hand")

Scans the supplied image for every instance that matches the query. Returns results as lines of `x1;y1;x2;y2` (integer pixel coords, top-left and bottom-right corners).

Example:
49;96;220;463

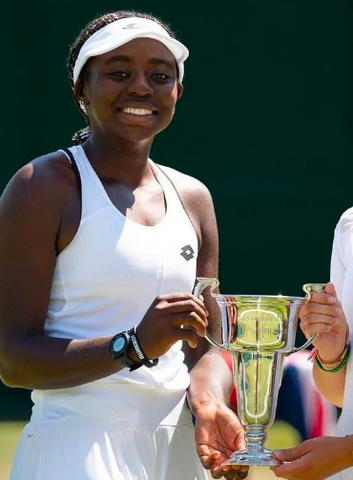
270;436;353;480
135;293;208;360
193;402;248;480
299;282;348;362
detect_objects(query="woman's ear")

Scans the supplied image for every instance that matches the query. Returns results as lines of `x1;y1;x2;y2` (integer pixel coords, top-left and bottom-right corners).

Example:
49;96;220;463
74;78;85;104
74;78;89;115
177;83;184;100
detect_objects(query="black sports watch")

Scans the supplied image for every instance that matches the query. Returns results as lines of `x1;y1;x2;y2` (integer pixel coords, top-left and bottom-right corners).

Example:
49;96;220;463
109;330;142;371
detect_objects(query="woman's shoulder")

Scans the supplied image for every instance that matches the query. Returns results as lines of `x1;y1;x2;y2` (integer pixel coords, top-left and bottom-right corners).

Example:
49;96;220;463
0;149;78;221
25;149;73;181
4;149;75;195
155;164;212;201
155;164;218;249
335;207;353;236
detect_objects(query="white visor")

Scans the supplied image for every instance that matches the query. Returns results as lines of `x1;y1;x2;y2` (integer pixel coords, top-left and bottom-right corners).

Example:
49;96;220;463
73;16;189;84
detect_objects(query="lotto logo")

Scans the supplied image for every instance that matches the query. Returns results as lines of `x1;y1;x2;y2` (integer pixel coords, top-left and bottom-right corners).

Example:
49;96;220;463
180;245;195;261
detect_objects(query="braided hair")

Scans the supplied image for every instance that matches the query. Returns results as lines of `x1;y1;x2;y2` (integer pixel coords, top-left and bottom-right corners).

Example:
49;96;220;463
67;10;178;144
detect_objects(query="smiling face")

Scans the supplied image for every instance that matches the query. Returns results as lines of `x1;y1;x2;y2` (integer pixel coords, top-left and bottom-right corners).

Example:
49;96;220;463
76;37;183;144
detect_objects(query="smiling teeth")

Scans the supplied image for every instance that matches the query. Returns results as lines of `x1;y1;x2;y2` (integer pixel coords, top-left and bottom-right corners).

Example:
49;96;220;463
122;108;153;115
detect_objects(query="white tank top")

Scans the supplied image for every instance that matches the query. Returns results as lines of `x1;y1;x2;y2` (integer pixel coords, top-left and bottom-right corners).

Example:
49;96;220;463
43;145;198;391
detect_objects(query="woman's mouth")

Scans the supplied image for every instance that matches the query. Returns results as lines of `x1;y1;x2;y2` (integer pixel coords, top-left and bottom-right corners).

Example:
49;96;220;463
120;107;156;116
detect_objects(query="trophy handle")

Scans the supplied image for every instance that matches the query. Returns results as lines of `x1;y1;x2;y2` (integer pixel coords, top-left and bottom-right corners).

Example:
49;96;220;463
193;277;227;350
291;333;319;353
290;283;326;353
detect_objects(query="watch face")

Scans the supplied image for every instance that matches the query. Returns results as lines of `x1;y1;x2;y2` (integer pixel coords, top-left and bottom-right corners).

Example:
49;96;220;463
112;336;127;355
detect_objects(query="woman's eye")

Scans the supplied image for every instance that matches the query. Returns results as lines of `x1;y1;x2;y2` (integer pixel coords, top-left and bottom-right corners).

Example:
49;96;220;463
153;73;170;81
110;71;129;79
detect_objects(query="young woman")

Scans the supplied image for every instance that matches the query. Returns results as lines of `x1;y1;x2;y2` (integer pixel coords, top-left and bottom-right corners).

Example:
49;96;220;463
0;10;248;480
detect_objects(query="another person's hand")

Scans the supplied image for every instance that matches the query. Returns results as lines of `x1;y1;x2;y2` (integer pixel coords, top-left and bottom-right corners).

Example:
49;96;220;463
136;293;208;360
299;282;348;362
193;402;248;480
270;435;353;480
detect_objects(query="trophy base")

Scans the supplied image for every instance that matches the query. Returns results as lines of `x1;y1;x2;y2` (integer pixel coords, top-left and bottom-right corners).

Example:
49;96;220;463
225;448;281;467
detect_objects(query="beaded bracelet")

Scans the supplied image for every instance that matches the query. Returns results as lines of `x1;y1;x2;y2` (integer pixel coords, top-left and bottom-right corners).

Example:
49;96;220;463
317;329;350;368
315;342;350;373
309;329;350;367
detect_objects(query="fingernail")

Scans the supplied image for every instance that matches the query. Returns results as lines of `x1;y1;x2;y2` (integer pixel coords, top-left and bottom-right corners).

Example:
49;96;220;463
327;296;336;304
273;449;284;460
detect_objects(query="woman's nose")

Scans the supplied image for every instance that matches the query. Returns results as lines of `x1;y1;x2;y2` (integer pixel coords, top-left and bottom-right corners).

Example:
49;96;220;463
127;72;154;97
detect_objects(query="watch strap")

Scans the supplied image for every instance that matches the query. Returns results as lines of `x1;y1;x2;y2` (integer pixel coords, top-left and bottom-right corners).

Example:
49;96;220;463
129;327;159;368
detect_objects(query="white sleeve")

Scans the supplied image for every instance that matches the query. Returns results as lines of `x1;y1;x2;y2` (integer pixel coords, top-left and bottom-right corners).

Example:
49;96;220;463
330;207;353;302
330;224;345;301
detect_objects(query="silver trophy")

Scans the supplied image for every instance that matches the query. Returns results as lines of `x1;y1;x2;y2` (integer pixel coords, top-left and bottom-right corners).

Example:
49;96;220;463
194;278;323;466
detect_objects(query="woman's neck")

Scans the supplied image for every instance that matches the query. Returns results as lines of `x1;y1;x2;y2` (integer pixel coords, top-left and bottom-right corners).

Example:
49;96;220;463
81;134;155;187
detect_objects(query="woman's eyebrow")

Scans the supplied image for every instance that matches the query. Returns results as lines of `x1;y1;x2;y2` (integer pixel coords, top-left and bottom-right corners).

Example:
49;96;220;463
149;57;175;69
104;55;174;69
105;55;131;65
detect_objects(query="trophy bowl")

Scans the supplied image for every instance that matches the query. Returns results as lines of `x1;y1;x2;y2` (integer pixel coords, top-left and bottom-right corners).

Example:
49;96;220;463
194;277;318;466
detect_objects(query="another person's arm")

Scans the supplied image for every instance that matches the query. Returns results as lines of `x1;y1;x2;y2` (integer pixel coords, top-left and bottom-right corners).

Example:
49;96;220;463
299;282;348;407
304;218;351;407
270;216;352;480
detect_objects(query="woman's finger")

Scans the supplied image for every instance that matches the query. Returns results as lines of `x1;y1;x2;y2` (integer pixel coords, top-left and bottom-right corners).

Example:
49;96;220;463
301;323;333;336
301;312;340;326
160;292;207;311
304;291;336;305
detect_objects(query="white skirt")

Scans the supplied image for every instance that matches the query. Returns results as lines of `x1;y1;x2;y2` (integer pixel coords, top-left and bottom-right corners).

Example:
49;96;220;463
10;382;208;480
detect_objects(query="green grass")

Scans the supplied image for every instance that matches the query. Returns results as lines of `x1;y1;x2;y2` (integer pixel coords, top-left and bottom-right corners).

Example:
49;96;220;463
0;420;300;480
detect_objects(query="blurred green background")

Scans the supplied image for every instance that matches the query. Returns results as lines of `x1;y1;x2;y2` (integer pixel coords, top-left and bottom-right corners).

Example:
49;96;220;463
0;0;351;475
